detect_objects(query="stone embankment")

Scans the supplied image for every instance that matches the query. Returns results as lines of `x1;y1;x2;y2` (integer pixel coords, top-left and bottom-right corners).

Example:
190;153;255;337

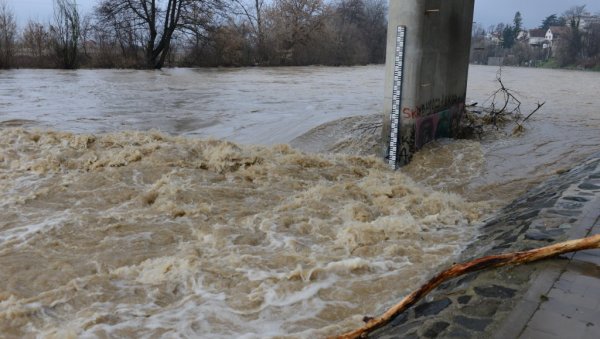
372;153;600;338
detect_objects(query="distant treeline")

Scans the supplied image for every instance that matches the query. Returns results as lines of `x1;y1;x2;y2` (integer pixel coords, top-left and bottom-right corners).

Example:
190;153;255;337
3;1;597;71
0;0;387;69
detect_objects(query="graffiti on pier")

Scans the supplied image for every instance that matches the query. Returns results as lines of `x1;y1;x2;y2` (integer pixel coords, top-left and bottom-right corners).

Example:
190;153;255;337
402;95;465;120
415;101;464;149
398;131;416;165
392;95;465;166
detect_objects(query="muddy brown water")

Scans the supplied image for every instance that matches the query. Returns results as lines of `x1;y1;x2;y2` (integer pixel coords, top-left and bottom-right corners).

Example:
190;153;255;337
0;66;598;337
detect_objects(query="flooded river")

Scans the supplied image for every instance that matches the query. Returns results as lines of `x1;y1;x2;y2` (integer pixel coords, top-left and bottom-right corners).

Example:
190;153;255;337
0;67;382;145
0;66;598;338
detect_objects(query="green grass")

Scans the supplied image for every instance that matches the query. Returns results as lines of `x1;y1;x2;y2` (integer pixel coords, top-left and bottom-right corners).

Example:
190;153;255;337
539;59;561;69
536;58;600;71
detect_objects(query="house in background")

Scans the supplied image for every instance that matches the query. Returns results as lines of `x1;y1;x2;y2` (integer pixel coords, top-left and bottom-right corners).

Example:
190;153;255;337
528;29;548;48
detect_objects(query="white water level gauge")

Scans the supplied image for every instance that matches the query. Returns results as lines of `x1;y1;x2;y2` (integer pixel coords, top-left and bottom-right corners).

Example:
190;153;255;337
388;25;406;170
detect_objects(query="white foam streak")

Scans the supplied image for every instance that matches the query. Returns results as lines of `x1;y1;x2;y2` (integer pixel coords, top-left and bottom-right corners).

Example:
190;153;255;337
0;213;69;246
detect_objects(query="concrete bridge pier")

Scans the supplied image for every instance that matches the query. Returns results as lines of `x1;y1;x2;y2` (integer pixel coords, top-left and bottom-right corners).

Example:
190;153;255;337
382;0;475;168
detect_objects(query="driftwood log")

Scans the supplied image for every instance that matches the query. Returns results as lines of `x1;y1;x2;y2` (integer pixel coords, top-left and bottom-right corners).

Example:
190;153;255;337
334;233;600;339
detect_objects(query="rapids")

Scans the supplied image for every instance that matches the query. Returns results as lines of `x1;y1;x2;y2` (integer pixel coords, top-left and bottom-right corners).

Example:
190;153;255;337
0;129;484;337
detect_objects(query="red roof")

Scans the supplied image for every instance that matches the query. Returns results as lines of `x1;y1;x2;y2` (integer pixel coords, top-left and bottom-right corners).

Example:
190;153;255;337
529;29;546;38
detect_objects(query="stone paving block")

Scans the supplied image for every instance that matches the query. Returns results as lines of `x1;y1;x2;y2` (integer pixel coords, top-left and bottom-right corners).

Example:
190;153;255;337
548;284;599;310
563;196;590;202
473;285;517;299
386;320;421;335
521;266;564;303
569;308;600;325
572;273;600;288
539;296;600;325
525;309;588;338
445;326;471;338
573;252;600;266
583;322;600;338
558;269;580;283
423;321;449;338
553;279;587;295
457;295;471;304
494;299;540;339
373;334;403;339
554;277;576;290
414;298;452;318
453;315;492;332
584;288;600;308
538;295;582;318
578;182;600;190
520;326;562;339
460;299;500;317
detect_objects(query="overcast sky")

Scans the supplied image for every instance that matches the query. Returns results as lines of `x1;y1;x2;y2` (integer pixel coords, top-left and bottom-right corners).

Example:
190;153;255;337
6;0;600;29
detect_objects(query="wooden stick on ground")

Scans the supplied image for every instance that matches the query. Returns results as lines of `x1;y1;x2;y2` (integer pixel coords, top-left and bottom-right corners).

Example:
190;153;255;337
333;233;600;339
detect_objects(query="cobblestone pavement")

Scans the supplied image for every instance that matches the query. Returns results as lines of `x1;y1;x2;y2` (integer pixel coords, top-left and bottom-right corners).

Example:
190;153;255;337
372;154;600;339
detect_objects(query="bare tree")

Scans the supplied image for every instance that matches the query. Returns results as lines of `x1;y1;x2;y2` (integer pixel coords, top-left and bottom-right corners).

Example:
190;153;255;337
0;1;17;68
22;21;50;60
583;23;600;60
51;0;80;69
1;0;391;68
563;5;587;29
327;0;387;65
95;0;224;69
94;1;145;66
362;0;387;63
79;14;94;59
266;0;327;65
329;0;368;65
231;0;266;62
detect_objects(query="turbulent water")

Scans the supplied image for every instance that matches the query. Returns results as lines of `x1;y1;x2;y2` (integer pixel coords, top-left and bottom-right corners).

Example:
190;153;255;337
0;129;484;338
0;65;599;337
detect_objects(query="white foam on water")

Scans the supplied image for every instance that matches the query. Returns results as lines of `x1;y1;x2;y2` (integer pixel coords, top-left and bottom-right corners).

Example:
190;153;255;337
0;213;70;247
0;128;488;338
